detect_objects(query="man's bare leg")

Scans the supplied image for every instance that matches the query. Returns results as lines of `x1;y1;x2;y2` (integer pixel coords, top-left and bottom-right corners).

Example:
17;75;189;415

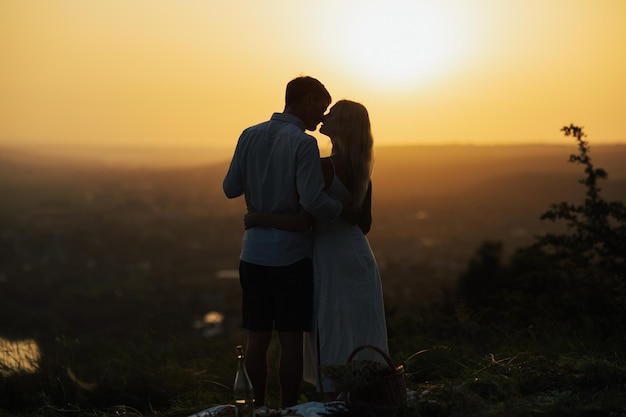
278;331;304;408
245;331;272;407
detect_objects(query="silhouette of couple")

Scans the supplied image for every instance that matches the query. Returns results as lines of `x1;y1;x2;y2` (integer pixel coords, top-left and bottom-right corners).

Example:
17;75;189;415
223;76;388;408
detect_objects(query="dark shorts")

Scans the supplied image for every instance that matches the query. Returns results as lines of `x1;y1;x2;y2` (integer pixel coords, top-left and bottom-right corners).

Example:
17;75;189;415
239;258;313;332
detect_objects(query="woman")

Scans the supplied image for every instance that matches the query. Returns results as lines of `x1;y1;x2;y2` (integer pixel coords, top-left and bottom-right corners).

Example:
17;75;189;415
246;100;388;395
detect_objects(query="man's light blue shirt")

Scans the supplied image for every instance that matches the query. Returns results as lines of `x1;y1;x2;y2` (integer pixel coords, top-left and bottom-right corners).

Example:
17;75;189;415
223;113;343;266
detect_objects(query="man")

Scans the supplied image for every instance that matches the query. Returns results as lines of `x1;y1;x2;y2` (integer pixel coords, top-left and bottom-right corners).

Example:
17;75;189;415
223;76;342;408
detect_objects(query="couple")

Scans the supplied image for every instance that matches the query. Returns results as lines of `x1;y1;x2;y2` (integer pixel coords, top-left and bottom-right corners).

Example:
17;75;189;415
223;76;388;408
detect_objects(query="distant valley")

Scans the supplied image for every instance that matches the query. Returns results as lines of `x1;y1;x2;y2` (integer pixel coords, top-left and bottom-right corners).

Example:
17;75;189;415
2;144;625;304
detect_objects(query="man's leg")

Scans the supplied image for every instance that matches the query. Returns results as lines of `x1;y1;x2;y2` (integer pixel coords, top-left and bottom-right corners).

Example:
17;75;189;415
239;261;273;407
277;331;304;408
271;258;313;408
245;330;272;407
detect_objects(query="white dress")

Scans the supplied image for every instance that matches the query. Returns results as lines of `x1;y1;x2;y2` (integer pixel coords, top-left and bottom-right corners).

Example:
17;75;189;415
303;170;389;392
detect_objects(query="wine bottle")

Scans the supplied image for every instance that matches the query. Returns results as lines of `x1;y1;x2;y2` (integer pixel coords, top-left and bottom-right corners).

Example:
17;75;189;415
233;345;255;417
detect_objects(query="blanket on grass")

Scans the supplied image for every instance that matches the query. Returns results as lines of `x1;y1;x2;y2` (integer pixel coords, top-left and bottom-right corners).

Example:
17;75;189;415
188;400;348;417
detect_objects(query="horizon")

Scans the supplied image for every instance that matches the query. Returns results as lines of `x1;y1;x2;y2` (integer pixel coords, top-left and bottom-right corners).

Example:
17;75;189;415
3;140;626;170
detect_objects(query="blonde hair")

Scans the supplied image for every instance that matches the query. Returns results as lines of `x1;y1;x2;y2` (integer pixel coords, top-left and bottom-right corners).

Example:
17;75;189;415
330;100;374;206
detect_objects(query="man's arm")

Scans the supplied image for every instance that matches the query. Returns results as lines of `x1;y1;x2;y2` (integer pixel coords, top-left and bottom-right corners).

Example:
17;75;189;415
296;140;342;222
223;144;243;199
244;209;313;232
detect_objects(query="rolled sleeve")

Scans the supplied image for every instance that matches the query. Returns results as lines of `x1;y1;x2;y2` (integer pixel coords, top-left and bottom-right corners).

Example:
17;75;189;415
223;147;243;199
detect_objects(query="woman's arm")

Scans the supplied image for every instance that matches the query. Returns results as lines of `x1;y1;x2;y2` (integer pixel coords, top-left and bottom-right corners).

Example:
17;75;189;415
356;181;373;235
244;209;313;232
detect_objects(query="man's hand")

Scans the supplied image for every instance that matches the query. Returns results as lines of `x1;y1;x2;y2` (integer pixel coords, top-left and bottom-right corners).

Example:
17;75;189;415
244;210;258;230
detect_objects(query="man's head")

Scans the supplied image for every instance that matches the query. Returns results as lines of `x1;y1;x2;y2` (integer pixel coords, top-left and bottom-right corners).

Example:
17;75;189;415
283;76;332;131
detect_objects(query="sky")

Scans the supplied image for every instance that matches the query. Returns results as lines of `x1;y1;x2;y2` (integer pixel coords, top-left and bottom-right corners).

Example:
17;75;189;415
1;0;625;153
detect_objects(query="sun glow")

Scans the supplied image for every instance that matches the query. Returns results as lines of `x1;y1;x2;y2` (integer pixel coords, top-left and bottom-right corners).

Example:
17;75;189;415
1;1;625;150
321;1;478;89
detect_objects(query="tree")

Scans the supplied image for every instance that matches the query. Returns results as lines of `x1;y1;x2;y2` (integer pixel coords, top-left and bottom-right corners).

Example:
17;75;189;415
535;124;626;276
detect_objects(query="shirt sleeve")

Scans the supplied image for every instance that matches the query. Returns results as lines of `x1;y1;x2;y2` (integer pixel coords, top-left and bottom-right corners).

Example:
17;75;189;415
223;142;243;199
296;138;342;222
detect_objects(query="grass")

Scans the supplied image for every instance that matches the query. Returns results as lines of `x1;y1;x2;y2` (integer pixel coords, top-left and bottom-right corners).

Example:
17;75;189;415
2;306;626;417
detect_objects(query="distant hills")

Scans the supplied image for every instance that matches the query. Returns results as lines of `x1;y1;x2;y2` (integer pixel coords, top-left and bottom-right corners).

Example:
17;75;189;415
0;144;235;169
371;144;626;200
3;143;624;195
2;143;625;302
3;143;625;209
3;142;625;171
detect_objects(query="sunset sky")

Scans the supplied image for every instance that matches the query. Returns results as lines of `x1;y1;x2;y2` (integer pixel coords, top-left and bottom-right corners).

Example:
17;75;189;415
1;0;625;154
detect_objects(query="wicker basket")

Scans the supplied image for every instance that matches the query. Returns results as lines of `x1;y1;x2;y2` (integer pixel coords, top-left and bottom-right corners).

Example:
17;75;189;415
344;345;407;407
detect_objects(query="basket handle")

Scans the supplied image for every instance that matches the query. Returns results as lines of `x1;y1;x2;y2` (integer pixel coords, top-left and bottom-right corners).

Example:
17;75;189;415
347;345;396;371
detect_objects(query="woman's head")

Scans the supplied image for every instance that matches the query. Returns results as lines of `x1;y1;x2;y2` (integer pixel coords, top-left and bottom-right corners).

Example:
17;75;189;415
320;100;371;150
320;100;374;206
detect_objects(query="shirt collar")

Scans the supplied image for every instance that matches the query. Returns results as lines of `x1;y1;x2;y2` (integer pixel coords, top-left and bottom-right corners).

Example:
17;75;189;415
270;112;305;131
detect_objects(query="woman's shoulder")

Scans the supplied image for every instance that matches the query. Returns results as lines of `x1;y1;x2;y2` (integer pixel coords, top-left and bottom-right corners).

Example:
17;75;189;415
327;156;352;189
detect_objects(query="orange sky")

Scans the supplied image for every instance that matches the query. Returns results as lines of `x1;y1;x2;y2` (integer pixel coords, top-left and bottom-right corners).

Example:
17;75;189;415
1;0;625;152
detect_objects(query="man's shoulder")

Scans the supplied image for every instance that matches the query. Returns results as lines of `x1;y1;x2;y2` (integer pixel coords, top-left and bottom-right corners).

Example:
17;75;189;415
269;113;314;139
242;119;271;135
239;114;317;148
272;123;317;146
284;126;316;142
